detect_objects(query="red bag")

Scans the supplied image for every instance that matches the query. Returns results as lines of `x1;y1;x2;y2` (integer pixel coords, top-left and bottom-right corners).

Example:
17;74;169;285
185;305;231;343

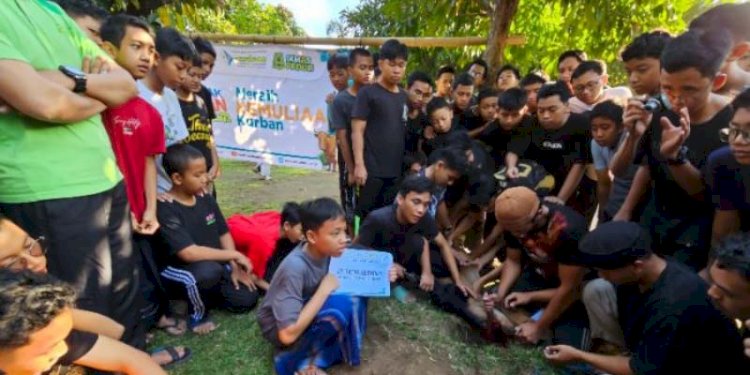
227;211;281;279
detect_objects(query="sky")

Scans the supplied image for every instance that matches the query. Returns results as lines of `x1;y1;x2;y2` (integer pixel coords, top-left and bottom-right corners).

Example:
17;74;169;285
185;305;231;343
258;0;359;37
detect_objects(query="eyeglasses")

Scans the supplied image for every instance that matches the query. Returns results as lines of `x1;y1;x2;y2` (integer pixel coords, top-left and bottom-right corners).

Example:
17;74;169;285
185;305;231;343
573;80;600;94
2;236;47;271
719;126;750;143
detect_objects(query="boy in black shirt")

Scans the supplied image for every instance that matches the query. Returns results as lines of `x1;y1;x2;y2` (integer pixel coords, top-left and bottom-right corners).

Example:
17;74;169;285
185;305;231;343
422;97;464;157
434;65;455;102
508;81;592;213
483;187;589;347
352;39;409;218
332;48;373;230
192;37;217;121
452;72;481;131
707;89;750;243
519;73;547;115
157;144;259;335
177;55;219;193
479;87;532;170
547;221;746;374
616;29;733;271
405;71;434;153
495;64;521;92
620;31;673;98
467;88;499;139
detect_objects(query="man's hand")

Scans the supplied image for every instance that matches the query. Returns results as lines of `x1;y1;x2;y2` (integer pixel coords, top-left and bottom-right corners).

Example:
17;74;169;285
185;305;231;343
419;272;435;292
515;321;543;344
544;345;582;364
504;292;532;309
231;252;253;274
660;107;691;159
157;192;174;203
455;280;477;299
132;210;160;235
82;56;112;75
506;166;519;179
354;164;367;186
230;261;256;291
320;273;340;294
623;99;652;139
389;263;405;282
423;126;436;140
544;196;565;205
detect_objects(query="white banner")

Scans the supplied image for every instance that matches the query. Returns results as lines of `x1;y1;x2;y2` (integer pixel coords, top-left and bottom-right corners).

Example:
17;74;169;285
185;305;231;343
205;44;335;169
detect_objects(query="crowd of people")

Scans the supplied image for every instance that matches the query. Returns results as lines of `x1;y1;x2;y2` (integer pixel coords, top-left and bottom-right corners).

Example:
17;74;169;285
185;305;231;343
2;0;750;374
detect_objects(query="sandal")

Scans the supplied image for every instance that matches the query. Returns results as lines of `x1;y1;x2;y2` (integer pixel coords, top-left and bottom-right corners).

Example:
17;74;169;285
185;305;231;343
155;316;186;336
149;346;192;369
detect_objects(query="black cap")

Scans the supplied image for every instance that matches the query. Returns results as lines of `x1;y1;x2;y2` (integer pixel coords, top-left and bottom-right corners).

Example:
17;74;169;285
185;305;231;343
578;221;652;270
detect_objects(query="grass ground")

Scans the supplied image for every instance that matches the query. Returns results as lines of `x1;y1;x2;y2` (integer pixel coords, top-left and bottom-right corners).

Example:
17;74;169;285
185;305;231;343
152;160;558;375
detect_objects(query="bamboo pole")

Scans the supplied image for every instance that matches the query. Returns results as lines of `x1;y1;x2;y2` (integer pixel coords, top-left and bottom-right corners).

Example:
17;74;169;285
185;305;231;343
190;33;526;48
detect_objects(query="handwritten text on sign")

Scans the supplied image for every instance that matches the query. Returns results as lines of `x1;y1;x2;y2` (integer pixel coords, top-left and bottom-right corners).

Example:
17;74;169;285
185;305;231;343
329;249;392;298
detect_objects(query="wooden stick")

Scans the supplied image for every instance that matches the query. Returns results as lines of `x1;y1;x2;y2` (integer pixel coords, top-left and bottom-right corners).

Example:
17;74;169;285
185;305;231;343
189;33;526;48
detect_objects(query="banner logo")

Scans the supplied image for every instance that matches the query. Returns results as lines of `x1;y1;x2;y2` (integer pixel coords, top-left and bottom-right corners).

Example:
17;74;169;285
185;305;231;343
223;50;267;68
272;52;315;72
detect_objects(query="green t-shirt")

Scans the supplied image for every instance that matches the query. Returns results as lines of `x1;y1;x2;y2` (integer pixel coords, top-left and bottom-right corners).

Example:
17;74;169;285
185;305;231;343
0;0;121;203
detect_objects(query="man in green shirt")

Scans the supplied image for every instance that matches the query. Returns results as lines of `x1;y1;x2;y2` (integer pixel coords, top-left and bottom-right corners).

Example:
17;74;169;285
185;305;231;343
0;0;143;347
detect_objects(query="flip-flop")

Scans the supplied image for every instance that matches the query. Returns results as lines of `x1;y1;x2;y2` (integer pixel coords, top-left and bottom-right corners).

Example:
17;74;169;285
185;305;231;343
149;346;192;369
155;317;186;336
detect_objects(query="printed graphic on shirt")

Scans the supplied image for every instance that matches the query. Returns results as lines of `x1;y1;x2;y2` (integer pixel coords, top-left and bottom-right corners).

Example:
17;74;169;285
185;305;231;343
206;212;216;226
113;116;142;136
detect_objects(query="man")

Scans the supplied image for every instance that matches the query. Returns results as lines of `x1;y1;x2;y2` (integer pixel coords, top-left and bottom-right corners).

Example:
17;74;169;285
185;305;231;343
405;71;434;153
434;65;455;101
483;187;589;348
0;0;142;347
707;233;750;362
467;58;489;89
546;221;747;374
55;0;109;46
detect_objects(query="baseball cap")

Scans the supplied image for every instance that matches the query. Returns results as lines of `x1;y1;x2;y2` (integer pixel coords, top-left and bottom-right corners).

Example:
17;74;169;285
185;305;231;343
578;221;652;270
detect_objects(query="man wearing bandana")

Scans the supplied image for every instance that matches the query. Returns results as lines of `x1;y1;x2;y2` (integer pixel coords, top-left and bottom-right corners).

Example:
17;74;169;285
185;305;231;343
483;187;591;350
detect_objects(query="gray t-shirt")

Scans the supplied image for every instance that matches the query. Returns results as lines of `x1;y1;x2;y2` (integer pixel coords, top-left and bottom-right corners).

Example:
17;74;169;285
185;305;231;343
331;90;357;159
256;243;330;347
591;133;637;216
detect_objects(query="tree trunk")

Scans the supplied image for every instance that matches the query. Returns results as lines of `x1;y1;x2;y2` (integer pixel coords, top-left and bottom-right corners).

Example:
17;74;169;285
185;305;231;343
484;0;520;70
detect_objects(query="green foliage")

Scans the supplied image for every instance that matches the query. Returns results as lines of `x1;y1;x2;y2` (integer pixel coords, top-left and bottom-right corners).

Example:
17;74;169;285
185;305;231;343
328;0;734;85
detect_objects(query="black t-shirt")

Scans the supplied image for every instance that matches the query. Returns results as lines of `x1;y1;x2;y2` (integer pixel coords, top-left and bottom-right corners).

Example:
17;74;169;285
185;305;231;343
706;146;750;231
198;85;216;120
56;329;98;367
636;106;731;217
456;108;483;131
351;83;409;178
504;203;588;282
406;111;429;154
156;194;229;268
331;89;357;159
356;204;438;264
510;113;591;195
617;260;747;375
264;237;298;282
421;124;465;158
179;96;215;171
478;116;534;170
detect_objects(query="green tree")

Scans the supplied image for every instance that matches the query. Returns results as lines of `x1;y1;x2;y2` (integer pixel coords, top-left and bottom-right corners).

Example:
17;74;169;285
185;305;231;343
328;0;735;84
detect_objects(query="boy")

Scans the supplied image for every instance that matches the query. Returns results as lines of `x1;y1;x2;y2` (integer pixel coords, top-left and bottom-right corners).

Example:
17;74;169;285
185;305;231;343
507;81;592;213
0;269;168;375
157;144;259;335
479;87;533;171
138;27;193;193
405;71;434;152
56;0;109;46
332;48;373;229
569;60;631;114
176;55;219;194
495;64;521;92
263;202;304;285
706;88;750;243
468;88;499;139
352;39;409;217
451;72;479;130
422;97;463;157
519;73;547;115
589;100;635;222
615;29;733;271
557;50;587;86
549;222;747;374
467;58;489;88
323;54;349;172
483;187;589;347
357;175;472;296
435;65;456;101
257;198;367;375
690;3;750;97
620;31;673;97
192;37;217;121
100;14;191;341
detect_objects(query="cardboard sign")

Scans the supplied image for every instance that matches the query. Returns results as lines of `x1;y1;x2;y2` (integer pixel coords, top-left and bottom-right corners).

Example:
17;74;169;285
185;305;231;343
329;249;392;297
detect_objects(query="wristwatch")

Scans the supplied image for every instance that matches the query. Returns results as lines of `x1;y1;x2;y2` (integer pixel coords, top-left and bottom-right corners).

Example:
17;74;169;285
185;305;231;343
666;146;689;166
58;65;87;93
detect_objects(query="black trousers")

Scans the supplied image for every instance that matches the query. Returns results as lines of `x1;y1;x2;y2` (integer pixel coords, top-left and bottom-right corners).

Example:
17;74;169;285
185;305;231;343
133;234;169;330
355;176;398;219
0;182;145;348
161;261;259;324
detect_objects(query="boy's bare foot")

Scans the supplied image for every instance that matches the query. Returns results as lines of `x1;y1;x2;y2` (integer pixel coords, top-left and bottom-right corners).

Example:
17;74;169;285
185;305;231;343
191;320;217;335
295;365;328;375
151;346;190;366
